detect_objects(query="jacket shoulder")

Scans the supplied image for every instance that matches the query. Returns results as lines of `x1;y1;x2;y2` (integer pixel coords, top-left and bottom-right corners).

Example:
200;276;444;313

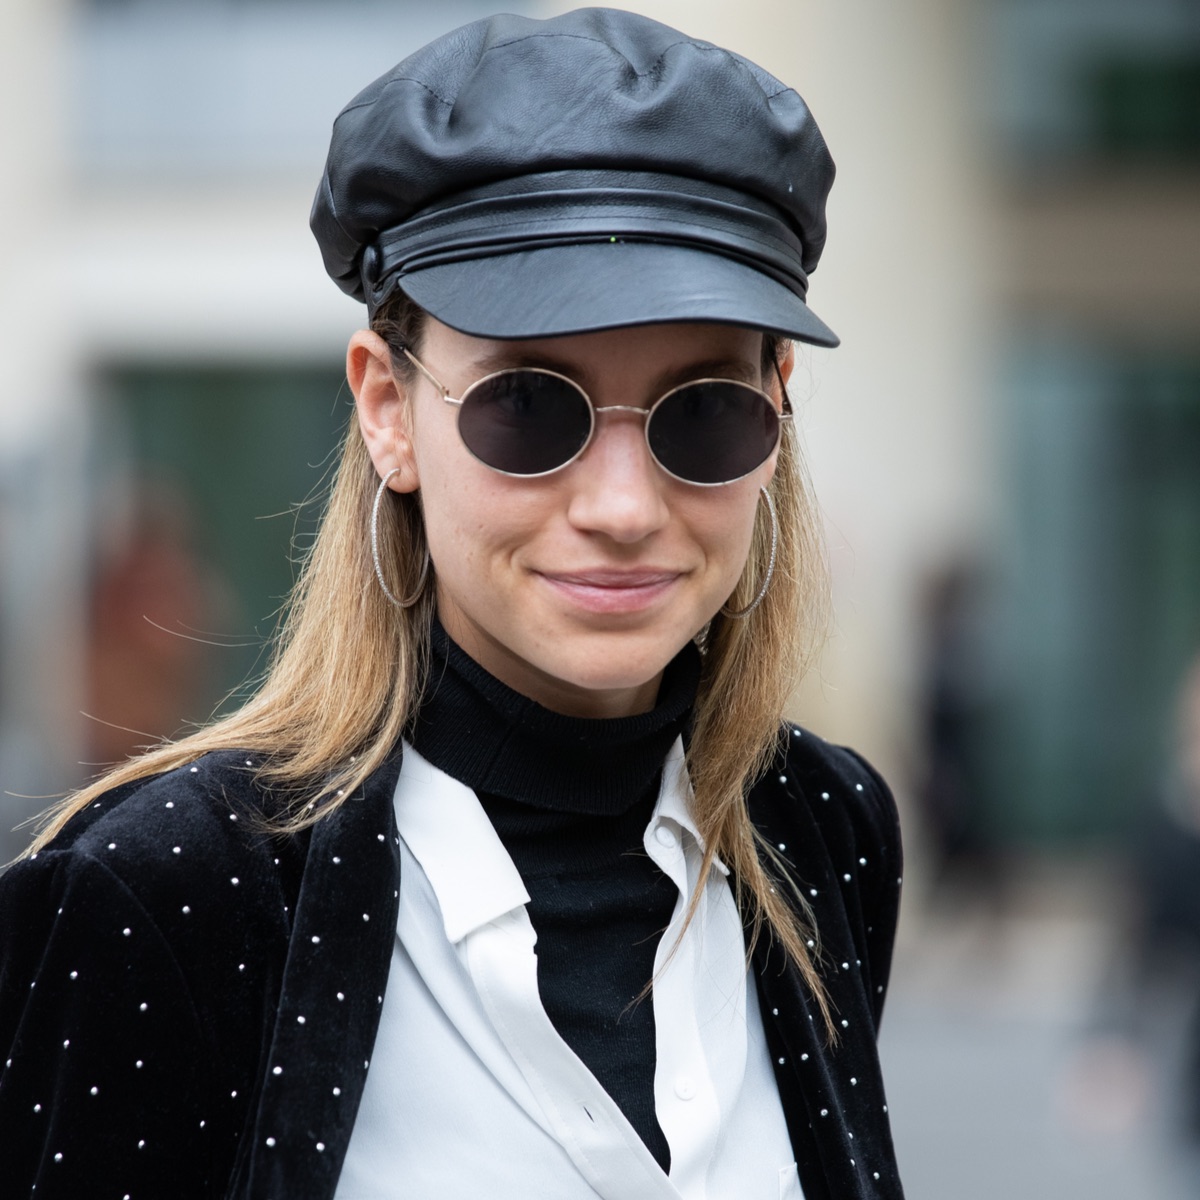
3;748;307;989
752;724;901;869
0;751;302;1193
43;749;283;848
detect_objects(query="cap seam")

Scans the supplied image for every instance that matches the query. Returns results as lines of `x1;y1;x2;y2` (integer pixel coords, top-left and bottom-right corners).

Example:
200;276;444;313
482;30;732;83
336;74;454;118
314;174;358;267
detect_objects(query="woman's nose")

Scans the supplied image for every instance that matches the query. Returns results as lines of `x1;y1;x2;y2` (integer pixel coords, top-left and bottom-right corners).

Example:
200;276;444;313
565;408;669;543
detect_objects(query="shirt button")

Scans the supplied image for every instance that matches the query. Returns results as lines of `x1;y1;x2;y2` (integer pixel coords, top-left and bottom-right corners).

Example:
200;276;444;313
674;1076;697;1101
655;826;677;848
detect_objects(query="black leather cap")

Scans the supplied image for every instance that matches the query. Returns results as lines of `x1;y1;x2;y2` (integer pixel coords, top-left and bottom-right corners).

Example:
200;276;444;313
311;7;839;346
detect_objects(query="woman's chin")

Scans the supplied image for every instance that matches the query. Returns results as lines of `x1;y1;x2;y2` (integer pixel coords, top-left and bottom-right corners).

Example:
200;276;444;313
510;642;681;718
437;591;707;717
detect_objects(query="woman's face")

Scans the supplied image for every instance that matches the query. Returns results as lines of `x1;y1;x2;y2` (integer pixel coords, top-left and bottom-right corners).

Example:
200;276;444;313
352;317;790;719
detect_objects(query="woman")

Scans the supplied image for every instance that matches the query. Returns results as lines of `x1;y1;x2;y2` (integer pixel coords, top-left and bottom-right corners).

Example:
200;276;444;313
0;9;904;1199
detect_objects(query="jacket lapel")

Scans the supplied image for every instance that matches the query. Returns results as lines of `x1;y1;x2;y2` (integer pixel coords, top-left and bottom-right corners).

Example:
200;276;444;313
229;747;405;1200
754;939;904;1200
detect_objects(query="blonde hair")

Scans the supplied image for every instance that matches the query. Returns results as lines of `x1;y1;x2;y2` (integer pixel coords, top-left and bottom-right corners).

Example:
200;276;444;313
30;293;833;1028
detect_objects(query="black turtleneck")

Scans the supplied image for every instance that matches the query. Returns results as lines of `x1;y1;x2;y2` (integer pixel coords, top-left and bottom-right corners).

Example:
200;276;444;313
407;621;702;1173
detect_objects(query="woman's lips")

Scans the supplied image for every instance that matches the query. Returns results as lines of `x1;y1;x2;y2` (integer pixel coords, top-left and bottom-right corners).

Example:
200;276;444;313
536;569;681;614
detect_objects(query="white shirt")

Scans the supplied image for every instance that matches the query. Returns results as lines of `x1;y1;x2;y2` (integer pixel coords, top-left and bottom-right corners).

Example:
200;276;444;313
335;739;802;1200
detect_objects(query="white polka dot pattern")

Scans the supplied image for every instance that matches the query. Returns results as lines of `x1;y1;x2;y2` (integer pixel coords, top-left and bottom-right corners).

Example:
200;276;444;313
0;730;902;1197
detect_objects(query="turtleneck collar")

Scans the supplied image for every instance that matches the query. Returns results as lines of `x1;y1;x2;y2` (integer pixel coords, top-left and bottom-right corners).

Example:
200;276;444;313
406;619;701;817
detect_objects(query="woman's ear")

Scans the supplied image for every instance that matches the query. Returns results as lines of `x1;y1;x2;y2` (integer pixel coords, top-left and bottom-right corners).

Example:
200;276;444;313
774;340;796;396
347;330;420;493
761;340;796;487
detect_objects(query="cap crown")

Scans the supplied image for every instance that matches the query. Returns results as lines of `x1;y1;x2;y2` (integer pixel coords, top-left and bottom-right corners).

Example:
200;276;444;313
311;7;834;304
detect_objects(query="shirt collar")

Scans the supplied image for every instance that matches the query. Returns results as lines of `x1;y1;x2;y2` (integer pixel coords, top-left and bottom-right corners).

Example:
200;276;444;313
650;737;730;877
393;741;531;943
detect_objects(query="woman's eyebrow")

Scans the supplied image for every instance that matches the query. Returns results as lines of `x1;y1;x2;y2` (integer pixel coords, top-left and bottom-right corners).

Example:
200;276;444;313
465;352;762;390
467;350;567;375
660;358;761;387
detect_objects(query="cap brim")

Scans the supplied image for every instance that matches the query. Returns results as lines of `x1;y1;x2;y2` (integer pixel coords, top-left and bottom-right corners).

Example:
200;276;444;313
396;241;839;347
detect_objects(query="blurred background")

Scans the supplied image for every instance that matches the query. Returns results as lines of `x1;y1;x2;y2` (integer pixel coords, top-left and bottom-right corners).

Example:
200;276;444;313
2;0;1199;1193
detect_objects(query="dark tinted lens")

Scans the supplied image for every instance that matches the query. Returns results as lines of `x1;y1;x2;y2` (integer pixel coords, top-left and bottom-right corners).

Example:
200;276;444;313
648;381;780;484
457;370;593;475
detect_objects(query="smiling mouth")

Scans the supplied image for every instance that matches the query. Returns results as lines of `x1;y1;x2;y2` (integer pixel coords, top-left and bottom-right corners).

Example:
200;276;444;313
536;569;681;614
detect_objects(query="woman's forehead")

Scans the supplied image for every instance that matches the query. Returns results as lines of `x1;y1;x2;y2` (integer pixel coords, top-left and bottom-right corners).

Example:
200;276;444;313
423;318;766;386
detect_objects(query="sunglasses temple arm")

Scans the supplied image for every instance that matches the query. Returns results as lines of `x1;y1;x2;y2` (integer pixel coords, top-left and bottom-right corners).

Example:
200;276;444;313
771;357;794;419
402;347;462;405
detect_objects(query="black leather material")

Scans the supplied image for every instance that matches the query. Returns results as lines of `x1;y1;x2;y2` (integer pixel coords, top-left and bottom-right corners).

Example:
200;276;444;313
310;8;839;345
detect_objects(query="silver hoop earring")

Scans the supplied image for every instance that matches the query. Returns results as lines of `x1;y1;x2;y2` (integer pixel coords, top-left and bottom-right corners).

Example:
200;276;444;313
371;468;429;609
720;486;778;619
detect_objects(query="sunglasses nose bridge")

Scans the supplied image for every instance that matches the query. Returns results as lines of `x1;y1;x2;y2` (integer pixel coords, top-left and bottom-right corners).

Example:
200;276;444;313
591;403;651;420
574;400;669;485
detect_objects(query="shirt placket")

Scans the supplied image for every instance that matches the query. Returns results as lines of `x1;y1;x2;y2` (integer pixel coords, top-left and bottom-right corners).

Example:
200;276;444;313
466;907;682;1200
645;815;723;1200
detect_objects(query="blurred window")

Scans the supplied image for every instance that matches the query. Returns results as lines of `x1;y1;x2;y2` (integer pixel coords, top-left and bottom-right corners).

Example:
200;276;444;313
990;336;1200;842
990;0;1200;167
1086;53;1200;162
72;0;540;179
92;362;348;729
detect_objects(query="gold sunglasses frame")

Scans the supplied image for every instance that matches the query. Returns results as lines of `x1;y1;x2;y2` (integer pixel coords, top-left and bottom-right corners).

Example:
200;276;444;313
401;347;792;487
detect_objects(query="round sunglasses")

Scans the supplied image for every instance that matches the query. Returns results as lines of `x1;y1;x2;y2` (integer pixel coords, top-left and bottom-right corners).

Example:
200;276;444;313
402;347;790;487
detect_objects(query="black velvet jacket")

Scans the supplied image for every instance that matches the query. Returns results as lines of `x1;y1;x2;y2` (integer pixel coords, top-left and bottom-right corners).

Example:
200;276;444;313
0;730;904;1199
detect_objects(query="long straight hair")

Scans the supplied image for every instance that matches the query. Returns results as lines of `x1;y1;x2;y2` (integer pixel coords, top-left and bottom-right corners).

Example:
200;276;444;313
30;293;834;1027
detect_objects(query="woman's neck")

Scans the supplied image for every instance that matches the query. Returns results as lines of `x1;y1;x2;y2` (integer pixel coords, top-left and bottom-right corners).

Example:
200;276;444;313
406;619;700;816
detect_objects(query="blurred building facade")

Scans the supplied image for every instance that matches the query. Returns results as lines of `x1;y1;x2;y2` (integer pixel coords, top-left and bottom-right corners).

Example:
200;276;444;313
987;0;1200;843
0;0;1197;864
